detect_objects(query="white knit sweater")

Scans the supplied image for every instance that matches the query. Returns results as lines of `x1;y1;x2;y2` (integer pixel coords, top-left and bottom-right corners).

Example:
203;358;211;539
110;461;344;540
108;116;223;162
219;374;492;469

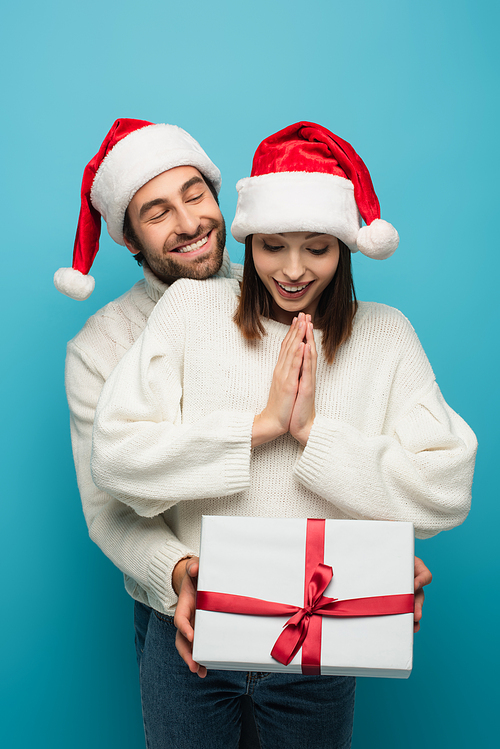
92;276;477;613
65;254;236;614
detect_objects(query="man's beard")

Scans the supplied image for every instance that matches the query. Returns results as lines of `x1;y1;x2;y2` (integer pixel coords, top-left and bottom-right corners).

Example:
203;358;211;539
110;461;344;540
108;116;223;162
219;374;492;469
140;218;226;285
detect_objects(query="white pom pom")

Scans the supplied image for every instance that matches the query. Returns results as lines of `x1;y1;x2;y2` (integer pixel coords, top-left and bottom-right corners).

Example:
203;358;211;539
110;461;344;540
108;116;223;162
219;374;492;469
54;267;95;300
356;219;399;260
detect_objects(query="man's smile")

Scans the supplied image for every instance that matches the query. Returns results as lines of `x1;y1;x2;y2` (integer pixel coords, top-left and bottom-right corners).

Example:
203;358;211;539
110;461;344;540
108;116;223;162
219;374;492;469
169;229;213;256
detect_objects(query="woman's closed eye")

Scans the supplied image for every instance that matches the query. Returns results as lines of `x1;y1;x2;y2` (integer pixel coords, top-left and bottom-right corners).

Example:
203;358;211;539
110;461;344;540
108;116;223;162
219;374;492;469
262;241;285;252
307;246;329;255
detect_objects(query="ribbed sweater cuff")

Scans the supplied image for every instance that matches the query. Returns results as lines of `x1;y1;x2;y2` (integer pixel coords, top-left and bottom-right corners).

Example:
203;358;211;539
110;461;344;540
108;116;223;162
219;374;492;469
219;412;254;494
294;415;341;489
147;539;197;613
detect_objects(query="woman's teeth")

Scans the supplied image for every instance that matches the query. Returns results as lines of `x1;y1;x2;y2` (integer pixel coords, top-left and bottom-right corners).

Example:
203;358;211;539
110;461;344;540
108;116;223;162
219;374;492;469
277;281;311;293
175;235;209;253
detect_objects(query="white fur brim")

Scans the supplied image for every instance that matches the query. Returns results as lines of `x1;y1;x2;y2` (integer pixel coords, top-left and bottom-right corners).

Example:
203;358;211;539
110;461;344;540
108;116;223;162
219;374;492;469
231;172;361;250
91;124;221;245
54;267;95;300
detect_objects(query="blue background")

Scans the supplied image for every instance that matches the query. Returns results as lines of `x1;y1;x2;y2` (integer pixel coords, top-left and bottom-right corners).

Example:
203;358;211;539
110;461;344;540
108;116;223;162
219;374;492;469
1;1;498;746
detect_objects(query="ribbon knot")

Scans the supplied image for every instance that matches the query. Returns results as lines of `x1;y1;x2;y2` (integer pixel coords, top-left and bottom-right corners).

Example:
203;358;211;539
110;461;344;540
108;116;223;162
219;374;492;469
270;561;336;666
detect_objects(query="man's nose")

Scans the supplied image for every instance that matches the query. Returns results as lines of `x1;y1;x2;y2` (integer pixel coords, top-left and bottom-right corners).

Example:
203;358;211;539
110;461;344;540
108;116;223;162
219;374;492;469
174;205;200;236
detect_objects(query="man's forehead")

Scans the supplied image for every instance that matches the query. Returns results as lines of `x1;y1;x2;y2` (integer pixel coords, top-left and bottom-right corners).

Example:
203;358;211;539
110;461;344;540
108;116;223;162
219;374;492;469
131;165;205;212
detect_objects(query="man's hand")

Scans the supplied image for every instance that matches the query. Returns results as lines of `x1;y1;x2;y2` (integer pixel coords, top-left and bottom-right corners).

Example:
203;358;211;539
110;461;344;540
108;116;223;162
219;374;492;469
172;556;207;678
414;555;432;633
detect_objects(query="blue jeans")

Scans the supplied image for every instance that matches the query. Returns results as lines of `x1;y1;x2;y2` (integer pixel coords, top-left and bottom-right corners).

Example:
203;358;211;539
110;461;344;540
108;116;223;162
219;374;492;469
134;601;355;749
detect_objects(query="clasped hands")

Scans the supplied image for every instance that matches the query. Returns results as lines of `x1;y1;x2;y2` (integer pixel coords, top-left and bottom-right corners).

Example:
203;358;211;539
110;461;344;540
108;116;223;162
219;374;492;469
252;312;317;448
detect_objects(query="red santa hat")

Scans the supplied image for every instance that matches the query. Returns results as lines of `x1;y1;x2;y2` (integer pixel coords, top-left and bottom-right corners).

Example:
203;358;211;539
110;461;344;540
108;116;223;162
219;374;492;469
54;118;222;300
231;121;399;259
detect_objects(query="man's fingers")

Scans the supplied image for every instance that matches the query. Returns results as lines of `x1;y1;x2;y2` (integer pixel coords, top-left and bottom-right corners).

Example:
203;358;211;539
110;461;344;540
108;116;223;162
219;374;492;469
173;602;194;641
175;629;195;664
414;588;425;616
173;554;206;676
185;558;199;579
173;612;194;643
414;588;425;632
173;556;199;641
413;557;431;633
414;556;432;590
175;630;207;678
174;586;197;637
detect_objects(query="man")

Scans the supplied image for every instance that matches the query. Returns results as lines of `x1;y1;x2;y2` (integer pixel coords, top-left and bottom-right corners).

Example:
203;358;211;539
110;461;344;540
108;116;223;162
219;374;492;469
55;118;432;746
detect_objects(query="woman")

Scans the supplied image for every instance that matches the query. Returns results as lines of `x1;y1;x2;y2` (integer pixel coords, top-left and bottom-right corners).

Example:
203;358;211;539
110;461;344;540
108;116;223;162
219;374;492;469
92;122;476;749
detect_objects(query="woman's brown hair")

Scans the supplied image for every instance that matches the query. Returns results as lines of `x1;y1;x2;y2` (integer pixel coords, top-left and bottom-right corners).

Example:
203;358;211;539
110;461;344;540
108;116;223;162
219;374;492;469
233;236;358;364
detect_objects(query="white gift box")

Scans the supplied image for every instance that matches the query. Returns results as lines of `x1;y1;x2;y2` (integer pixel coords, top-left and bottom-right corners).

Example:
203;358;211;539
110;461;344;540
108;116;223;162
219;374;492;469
193;516;414;678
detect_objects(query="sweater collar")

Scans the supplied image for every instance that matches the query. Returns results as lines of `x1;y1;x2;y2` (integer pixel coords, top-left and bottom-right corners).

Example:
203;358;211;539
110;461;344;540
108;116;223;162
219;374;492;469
142;262;169;303
142;248;233;304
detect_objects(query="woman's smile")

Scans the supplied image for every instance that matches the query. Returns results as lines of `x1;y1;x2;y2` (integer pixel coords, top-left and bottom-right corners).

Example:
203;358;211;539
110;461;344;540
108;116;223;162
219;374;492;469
272;278;315;298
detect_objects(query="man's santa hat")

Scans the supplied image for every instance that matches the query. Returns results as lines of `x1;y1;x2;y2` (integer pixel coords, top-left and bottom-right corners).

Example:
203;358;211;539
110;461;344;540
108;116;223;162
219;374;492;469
231;121;399;259
54;118;221;300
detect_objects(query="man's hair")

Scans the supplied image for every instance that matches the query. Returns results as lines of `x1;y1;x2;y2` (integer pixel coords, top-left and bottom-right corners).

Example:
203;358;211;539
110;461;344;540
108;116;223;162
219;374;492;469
233;236;358;364
123;174;220;265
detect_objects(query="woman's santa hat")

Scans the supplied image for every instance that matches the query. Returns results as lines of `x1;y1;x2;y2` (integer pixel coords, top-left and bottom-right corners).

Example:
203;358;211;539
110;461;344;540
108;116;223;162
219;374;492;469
54;118;221;300
231;121;399;259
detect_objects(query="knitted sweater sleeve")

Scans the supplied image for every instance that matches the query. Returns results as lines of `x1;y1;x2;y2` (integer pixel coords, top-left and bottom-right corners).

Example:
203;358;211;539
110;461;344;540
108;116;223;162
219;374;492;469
294;312;477;539
66;323;198;613
91;290;254;518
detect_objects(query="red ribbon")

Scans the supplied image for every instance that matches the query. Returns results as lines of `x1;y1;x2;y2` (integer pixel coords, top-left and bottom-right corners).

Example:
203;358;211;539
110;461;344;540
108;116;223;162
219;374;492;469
196;519;414;675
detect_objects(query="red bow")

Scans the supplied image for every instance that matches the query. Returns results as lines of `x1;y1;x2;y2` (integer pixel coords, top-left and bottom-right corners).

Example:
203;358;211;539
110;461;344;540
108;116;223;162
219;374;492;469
271;562;336;667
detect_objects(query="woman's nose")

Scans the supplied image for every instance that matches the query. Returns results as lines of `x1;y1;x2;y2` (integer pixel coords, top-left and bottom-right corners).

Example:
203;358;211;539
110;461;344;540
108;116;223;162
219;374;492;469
283;254;305;280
